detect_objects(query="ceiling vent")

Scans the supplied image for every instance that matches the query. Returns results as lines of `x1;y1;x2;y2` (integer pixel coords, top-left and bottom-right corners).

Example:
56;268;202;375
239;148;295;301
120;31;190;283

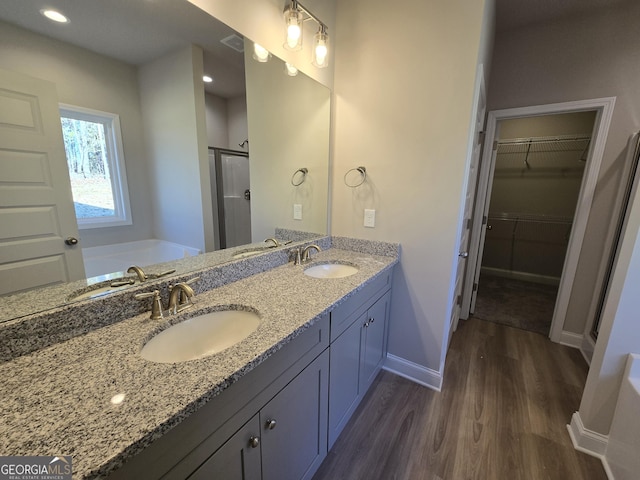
220;34;244;53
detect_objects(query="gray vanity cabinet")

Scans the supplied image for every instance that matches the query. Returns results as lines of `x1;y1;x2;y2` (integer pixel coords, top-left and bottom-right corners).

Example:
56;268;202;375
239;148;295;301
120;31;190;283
190;350;329;480
360;291;389;391
328;278;392;449
260;350;329;480
188;414;261;480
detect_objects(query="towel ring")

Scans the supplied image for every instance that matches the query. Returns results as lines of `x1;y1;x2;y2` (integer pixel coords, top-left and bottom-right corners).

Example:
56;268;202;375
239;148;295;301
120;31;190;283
291;168;308;186
344;166;367;187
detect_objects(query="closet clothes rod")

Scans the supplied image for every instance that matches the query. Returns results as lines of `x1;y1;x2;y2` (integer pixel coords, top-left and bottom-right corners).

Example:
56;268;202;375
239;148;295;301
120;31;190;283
488;213;573;225
497;134;591;147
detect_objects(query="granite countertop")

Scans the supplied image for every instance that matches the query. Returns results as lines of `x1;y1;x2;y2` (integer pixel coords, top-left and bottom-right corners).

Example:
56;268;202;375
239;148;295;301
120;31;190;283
0;246;397;479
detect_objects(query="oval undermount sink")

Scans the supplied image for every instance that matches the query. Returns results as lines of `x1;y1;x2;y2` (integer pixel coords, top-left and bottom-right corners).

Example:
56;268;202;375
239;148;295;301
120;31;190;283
232;247;270;259
67;281;135;302
140;309;260;363
304;263;359;279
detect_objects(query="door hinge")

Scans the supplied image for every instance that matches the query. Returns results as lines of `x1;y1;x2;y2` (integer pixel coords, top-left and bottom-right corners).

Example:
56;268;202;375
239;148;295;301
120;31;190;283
482;215;487;225
473;282;478;292
477;131;486;145
493;140;498;151
456;294;462;306
466;218;472;229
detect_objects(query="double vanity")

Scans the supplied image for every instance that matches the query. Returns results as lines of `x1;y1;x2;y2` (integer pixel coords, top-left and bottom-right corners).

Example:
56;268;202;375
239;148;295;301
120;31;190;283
0;236;398;479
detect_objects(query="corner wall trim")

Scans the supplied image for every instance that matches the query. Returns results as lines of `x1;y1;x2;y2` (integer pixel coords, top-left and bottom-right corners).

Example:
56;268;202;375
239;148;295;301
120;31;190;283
559;330;584;349
567;412;608;460
383;353;442;391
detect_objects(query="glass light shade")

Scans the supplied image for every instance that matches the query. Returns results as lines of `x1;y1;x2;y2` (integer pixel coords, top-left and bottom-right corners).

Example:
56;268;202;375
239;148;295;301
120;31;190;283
253;43;270;63
285;62;299;77
312;29;329;68
283;7;303;51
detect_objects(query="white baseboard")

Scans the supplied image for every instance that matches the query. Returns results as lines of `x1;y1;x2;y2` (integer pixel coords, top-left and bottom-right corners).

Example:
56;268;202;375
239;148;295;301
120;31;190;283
481;266;560;286
383;353;442;391
567;412;608;459
559;330;584;349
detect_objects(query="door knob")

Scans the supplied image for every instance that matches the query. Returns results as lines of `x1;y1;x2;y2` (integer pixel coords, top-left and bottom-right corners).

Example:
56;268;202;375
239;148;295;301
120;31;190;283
65;237;79;246
459;251;468;258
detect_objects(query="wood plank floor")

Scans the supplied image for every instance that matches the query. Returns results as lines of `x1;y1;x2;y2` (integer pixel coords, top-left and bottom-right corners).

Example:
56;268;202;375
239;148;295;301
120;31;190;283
312;317;606;480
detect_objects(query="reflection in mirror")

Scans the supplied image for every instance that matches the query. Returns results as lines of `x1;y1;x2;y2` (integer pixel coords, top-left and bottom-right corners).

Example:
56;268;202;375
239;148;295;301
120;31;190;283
0;0;330;321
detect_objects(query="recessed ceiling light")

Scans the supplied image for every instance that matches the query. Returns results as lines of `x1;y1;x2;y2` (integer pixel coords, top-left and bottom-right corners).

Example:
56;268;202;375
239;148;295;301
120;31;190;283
41;9;69;23
203;75;213;83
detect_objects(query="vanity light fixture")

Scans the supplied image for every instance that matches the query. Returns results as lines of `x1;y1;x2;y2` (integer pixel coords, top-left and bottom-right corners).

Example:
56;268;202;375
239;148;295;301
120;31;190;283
253;43;271;63
41;8;69;23
285;62;299;76
283;2;304;51
283;0;329;68
311;24;329;68
203;75;213;83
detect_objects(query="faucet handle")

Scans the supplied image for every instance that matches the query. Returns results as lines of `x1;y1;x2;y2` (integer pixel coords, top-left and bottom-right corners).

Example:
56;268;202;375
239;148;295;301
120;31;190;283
291;247;302;265
134;290;164;320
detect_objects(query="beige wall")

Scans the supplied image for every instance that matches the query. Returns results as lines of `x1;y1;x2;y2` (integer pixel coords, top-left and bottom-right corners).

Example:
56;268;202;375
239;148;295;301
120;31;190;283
227;96;249;151
331;0;493;380
138;45;213;252
204;93;248;150
245;40;330;240
0;20;153;248
204;93;229;148
488;2;640;336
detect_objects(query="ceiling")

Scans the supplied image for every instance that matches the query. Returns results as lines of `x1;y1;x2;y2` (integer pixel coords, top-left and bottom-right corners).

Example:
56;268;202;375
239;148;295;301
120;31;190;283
495;0;633;31
0;0;246;98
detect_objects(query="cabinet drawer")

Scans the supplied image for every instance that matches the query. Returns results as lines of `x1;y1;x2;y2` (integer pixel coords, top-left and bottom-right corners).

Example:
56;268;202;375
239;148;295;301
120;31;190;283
330;270;391;341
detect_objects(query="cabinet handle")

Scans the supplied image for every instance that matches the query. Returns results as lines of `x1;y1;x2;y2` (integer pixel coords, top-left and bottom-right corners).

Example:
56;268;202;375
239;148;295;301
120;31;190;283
266;419;277;430
363;321;369;328
249;436;260;448
369;317;375;324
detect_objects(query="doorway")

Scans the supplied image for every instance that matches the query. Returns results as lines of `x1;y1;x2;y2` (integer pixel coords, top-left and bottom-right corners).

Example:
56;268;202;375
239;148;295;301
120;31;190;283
209;148;251;249
473;112;596;335
461;97;616;343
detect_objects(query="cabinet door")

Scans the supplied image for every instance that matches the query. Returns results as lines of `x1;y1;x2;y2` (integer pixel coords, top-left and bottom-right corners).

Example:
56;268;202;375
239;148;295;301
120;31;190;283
360;291;390;391
328;312;364;448
261;350;329;480
188;414;261;480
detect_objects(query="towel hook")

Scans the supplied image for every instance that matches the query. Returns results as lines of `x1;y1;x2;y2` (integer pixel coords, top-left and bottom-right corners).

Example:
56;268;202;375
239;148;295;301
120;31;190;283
291;167;308;186
344;166;367;187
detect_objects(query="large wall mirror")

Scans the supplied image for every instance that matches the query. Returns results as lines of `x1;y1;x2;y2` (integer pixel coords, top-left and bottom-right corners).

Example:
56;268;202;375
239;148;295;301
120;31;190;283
0;0;330;321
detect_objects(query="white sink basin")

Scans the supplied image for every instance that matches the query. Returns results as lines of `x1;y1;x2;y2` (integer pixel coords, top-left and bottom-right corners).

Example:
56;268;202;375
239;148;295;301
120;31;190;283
140;309;260;363
67;281;134;301
232;247;270;259
304;263;359;279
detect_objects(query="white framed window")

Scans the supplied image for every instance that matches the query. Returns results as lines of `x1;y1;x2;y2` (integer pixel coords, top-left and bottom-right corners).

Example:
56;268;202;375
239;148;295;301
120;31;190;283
59;104;132;228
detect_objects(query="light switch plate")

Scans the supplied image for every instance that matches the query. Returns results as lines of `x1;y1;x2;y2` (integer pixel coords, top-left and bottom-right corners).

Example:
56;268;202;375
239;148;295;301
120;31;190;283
293;204;303;220
364;209;375;228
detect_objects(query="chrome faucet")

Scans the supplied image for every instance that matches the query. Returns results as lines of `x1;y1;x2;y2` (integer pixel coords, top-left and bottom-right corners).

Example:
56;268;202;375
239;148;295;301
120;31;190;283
301;244;321;263
127;265;147;282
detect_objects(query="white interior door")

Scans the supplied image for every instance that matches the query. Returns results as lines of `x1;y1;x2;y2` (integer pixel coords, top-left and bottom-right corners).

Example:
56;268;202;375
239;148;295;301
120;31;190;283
451;65;486;334
467;142;498;315
0;68;84;295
